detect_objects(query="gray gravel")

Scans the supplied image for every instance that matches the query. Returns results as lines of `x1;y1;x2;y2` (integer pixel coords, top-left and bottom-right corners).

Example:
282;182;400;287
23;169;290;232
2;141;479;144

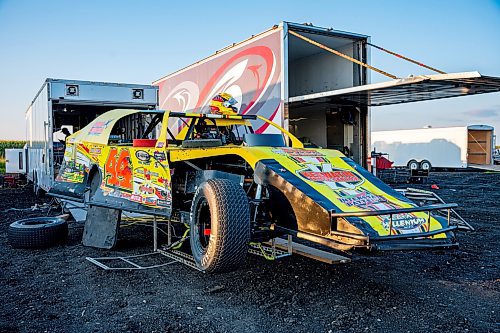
0;172;499;333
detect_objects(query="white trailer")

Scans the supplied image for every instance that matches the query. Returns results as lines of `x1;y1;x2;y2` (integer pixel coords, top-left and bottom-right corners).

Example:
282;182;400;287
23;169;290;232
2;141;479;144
154;22;500;169
371;125;495;169
26;79;158;195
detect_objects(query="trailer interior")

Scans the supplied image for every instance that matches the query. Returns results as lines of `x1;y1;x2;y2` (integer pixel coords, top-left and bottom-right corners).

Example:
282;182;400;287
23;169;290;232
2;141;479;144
286;25;368;164
284;23;500;168
51;102;156;174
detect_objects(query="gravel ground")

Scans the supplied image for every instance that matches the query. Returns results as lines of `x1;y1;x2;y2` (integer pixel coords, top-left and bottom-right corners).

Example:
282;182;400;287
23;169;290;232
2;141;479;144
0;172;498;333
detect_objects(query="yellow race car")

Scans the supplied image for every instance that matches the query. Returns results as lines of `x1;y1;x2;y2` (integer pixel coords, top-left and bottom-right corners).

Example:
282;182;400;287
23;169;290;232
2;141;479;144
50;109;459;272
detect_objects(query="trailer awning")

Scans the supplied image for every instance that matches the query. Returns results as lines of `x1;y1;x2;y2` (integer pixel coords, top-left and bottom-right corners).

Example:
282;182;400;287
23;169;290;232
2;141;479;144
288;72;500;107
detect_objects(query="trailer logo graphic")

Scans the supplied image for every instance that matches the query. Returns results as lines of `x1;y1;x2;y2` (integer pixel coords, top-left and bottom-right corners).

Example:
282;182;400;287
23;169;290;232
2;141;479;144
157;30;282;135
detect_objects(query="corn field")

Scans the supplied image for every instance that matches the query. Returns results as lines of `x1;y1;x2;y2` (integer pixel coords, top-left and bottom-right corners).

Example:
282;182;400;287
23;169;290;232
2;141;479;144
0;140;25;173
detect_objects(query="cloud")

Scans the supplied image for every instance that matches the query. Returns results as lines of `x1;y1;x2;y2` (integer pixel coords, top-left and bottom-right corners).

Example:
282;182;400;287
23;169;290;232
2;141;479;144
463;107;500;118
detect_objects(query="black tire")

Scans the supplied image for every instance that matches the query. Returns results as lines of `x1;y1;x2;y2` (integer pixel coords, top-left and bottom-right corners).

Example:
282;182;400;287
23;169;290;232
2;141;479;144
190;179;250;273
8;217;68;249
420;159;432;171
407;159;419;170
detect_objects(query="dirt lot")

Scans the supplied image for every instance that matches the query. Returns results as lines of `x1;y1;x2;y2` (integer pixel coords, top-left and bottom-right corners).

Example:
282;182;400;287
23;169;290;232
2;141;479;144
0;172;499;333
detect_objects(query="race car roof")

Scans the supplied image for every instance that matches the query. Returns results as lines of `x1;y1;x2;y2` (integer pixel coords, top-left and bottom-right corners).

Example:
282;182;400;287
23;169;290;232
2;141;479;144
70;109;141;144
288;71;500;107
69;109;258;144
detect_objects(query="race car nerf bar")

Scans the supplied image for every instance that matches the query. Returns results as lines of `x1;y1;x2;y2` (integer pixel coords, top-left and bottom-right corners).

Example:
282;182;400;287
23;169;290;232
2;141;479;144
270;224;357;250
369;225;458;242
330;203;458;239
329;203;458;218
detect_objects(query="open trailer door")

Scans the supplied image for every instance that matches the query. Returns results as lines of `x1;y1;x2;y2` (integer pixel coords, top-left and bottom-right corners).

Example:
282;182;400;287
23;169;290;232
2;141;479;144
284;24;500;168
287;71;500;167
288;71;500;107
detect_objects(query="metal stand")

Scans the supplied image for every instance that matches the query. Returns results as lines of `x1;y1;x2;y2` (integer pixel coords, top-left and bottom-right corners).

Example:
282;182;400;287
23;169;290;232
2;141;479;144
85;252;177;270
249;235;293;260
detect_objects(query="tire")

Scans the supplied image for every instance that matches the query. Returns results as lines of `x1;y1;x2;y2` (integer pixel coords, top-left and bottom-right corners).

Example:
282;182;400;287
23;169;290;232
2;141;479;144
420;159;432;171
8;217;68;249
190;179;250;273
407;159;419;170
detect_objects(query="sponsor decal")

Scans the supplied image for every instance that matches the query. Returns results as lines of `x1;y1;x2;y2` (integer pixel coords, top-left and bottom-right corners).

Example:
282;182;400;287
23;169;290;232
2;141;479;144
135;168;159;179
90;147;102;155
88;120;113;136
130;194;142;203
156;142;164;148
156;199;172;208
142;197;157;205
135;150;151;163
337;190;387;207
382;213;427;231
153;151;166;162
139;184;154;194
157;177;169;185
154;188;168;200
301;170;360;183
298;164;364;190
272;148;324;157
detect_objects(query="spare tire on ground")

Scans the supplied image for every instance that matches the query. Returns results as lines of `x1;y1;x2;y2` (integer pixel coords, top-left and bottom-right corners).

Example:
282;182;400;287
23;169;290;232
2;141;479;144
8;217;68;249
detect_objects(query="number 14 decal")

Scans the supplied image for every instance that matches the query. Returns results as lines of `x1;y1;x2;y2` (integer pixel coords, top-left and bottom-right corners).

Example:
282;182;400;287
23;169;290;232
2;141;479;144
105;148;133;190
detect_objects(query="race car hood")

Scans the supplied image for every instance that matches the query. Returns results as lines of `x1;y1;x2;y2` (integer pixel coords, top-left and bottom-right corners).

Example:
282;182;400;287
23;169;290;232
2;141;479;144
246;147;451;243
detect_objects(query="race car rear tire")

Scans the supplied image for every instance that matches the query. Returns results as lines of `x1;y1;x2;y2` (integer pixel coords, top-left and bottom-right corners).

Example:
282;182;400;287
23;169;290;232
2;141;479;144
189;179;250;273
8;217;68;249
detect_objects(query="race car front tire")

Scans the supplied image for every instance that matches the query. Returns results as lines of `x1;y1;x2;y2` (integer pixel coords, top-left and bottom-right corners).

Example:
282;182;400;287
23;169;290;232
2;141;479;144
189;179;250;273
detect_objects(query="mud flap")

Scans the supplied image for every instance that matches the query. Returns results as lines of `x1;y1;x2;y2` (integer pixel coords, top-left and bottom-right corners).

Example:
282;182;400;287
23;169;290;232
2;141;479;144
83;205;121;249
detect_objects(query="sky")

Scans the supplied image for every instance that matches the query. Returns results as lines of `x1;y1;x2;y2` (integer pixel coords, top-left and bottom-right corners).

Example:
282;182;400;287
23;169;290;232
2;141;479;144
0;0;499;142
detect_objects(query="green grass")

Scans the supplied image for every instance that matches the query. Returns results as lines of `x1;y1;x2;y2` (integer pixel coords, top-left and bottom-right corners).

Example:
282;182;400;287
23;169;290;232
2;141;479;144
0;141;26;174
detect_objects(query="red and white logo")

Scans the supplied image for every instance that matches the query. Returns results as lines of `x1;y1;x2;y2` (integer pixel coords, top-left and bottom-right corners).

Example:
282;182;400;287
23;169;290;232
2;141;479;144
298;164;364;190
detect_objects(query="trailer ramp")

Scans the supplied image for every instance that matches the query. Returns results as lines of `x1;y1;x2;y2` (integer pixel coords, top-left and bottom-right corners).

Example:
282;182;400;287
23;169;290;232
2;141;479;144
468;164;500;172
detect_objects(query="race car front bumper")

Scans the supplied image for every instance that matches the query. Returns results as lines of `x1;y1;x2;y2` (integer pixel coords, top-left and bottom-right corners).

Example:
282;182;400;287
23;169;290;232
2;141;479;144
272;203;460;252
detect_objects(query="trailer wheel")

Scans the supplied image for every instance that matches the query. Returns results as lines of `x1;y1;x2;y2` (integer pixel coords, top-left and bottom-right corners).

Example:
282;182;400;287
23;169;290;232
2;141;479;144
189;179;250;273
407;159;419;170
420;160;432;171
8;217;68;249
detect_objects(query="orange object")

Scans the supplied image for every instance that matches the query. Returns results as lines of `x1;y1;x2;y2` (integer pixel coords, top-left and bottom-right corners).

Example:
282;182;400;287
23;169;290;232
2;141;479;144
133;139;157;147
